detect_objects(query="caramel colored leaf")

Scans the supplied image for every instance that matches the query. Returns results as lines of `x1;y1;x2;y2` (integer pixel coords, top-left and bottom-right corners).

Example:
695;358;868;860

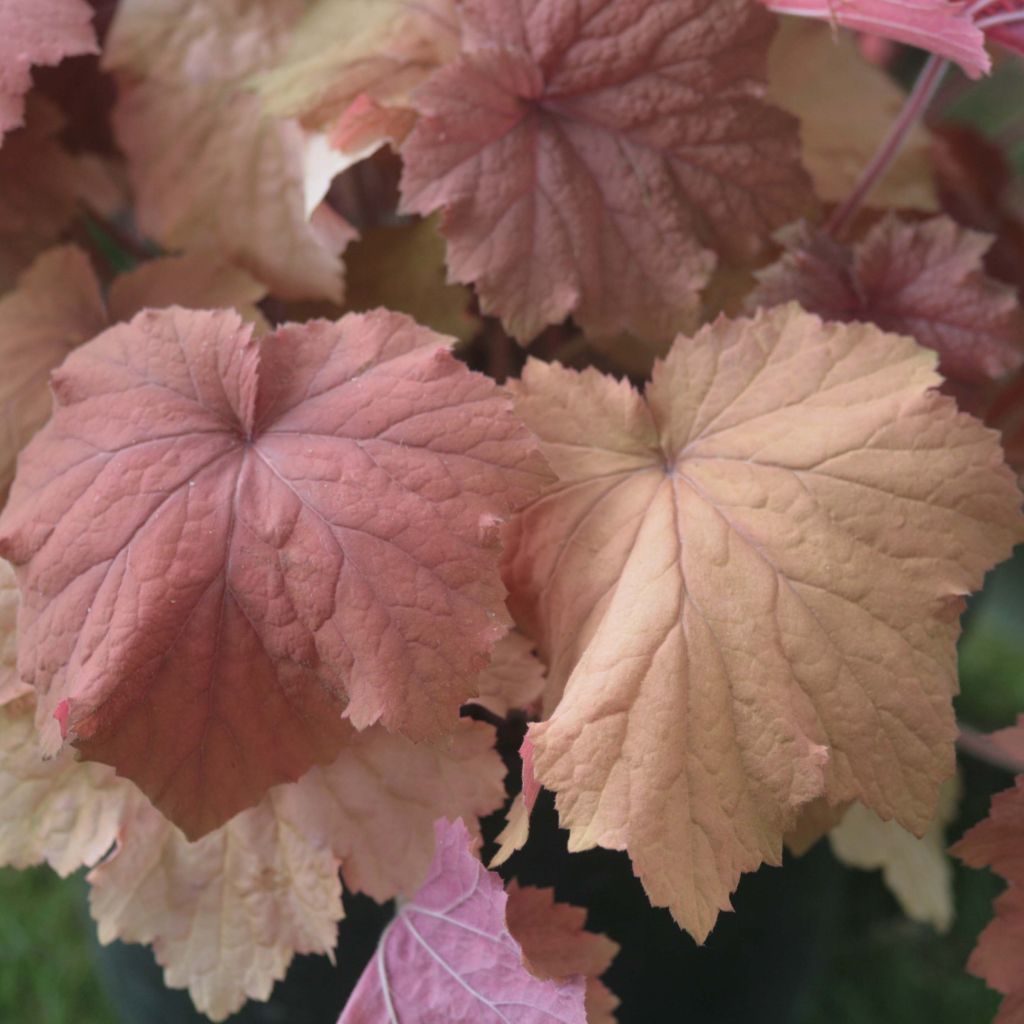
257;0;458;132
750;216;1024;384
505;304;1023;941
0;307;550;838
0;0;97;143
89;720;504;1022
767;20;937;212
0;699;126;876
830;778;960;931
506;882;620;1024
471;631;546;720
342;217;479;344
339;817;587;1024
0;245;106;500
757;0;989;78
104;0;349;301
400;0;812;343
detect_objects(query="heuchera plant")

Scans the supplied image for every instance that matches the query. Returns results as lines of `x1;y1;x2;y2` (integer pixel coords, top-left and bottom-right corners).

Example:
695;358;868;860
1;0;1024;1021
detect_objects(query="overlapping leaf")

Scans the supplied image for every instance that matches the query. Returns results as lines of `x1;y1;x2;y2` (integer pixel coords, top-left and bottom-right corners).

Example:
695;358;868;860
0;0;97;143
749;216;1024;384
504;303;1022;940
0;307;550;838
400;0;812;343
339;818;587;1024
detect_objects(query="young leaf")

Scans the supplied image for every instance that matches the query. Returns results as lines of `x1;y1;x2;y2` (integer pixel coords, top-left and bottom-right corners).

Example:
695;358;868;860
339;817;587;1024
104;0;350;301
756;0;989;78
749;216;1024;384
0;307;550;838
399;0;812;343
952;722;1024;1022
0;0;97;143
506;882;620;1024
504;303;1023;941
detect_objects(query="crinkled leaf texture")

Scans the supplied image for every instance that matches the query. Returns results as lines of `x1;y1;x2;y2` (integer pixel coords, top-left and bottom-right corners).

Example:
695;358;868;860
400;0;812;343
339;818;587;1024
0;0;97;143
757;0;989;78
506;882;620;1024
953;722;1024;1022
504;303;1023;941
104;0;350;301
0;690;504;1023
0;306;549;839
749;216;1024;384
0;561;27;705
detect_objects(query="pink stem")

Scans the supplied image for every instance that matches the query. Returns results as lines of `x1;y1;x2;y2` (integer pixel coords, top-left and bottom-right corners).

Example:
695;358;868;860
825;54;949;238
977;8;1024;29
958;724;1024;776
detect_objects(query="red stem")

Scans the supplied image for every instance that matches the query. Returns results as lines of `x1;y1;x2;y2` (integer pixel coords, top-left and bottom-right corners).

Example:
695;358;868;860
826;55;949;238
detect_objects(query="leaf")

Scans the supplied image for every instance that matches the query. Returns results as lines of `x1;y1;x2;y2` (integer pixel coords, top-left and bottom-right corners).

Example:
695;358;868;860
756;0;989;78
399;0;812;343
505;882;620;1024
0;560;25;706
0;245;107;500
256;0;459;131
104;0;350;301
749;216;1024;384
953;722;1024;1022
829;777;960;931
0;699;126;876
89;720;504;1022
767;19;937;212
339;817;587;1024
341;217;479;344
0;0;97;143
0;306;549;838
491;735;539;869
504;303;1023;941
471;631;546;720
0;98;84;291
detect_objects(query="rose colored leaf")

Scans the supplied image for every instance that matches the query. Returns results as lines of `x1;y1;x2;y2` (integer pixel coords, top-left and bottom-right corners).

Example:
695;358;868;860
0;245;106;501
749;216;1024;384
767;20;937;212
341;217;480;344
757;0;989;78
89;719;503;1022
400;0;812;343
0;698;126;876
830;777;960;931
107;251;269;328
0;560;26;706
953;722;1024;1021
0;98;85;291
104;0;349;302
339;817;587;1024
256;0;458;133
0;0;97;143
0;306;550;838
472;631;546;719
506;882;620;1024
329;93;419;156
505;303;1023;941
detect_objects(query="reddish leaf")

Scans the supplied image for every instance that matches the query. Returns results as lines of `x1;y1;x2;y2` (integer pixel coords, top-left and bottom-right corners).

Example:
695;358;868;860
757;0;989;77
0;0;97;143
749;216;1024;384
0;307;550;838
505;304;1022;940
339;818;587;1024
400;0;812;343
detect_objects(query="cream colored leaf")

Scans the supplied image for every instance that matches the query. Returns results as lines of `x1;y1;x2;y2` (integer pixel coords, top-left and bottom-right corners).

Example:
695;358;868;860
506;303;1023;941
105;0;349;301
830;778;961;932
472;631;546;720
768;19;937;212
0;559;29;706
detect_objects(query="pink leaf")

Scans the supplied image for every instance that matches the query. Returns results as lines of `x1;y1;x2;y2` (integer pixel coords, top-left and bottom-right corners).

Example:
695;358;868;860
0;307;550;839
758;0;989;78
400;0;812;343
339;818;587;1024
